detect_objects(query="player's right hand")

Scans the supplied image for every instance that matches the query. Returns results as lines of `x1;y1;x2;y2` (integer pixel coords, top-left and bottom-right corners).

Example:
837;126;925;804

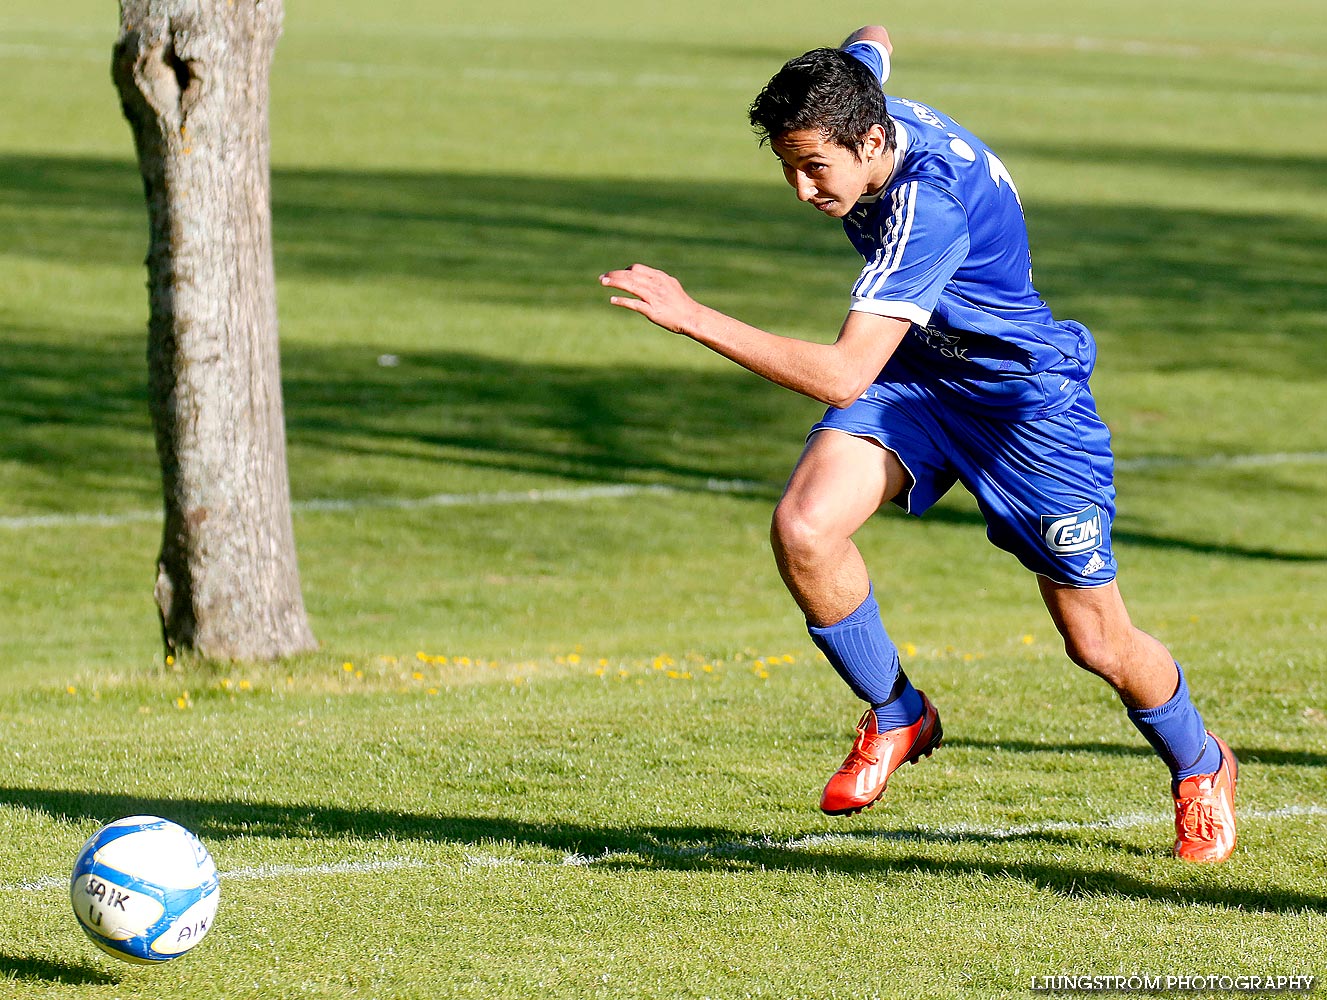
599;264;703;336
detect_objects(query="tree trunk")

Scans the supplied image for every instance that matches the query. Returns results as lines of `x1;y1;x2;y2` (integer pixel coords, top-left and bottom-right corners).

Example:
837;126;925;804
113;0;317;661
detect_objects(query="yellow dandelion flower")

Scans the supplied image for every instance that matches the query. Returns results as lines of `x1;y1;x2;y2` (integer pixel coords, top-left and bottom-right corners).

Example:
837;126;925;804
598;658;609;668
618;669;630;679
666;670;682;679
753;659;766;670
239;679;252;691
165;655;175;666
963;653;974;662
594;667;606;678
457;656;472;667
1021;634;1035;645
432;655;449;666
221;678;233;690
427;687;439;696
702;664;714;673
567;653;581;665
415;651;430;662
412;671;424;681
903;642;917;657
342;662;354;672
66;685;77;696
354;671;363;679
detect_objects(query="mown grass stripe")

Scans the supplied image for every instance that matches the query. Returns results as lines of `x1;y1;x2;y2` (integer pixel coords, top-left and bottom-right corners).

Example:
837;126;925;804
6;30;1324;70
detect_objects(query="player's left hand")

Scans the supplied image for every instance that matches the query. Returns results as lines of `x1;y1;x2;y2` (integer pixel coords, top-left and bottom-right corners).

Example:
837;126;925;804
599;264;702;336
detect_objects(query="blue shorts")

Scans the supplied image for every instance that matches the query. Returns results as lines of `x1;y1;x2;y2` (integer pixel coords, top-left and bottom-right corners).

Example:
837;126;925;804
810;381;1118;587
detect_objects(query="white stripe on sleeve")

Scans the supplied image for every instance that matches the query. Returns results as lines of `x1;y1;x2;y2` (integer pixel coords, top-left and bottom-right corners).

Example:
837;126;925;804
853;181;918;301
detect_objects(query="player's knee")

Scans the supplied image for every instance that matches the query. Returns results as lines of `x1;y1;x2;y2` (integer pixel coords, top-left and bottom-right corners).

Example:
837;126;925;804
1061;629;1129;687
770;496;834;562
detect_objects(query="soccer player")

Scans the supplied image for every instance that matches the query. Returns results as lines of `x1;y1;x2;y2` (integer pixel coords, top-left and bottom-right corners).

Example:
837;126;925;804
599;27;1236;861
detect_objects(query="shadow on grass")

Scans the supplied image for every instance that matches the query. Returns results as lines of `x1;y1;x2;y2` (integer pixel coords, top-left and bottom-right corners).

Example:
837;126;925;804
0;331;811;504
4;149;1325;370
945;737;1327;768
279;345;810;492
5;329;1324;564
944;737;1153;760
920;505;1327;564
2;152;1325;567
7;786;1325;914
0;953;118;986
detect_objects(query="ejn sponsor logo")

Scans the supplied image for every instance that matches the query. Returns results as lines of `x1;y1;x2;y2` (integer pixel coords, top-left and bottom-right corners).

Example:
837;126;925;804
1041;505;1103;555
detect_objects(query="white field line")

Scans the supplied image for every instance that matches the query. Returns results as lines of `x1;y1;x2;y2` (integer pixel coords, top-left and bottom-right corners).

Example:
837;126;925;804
1115;451;1327;472
3;451;1327;533
912;29;1327;70
5;804;1325;893
0;479;763;532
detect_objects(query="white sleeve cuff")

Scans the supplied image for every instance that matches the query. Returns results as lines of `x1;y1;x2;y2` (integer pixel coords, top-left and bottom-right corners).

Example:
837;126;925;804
850;296;928;325
858;40;891;85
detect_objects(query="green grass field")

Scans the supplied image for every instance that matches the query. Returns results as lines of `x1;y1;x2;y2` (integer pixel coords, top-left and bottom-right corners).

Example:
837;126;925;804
2;1;1325;997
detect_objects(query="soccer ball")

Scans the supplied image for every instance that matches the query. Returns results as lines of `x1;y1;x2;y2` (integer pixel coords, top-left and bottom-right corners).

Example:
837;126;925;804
69;815;220;964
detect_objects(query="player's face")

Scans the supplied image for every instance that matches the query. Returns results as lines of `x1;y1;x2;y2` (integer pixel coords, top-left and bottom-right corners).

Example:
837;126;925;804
771;126;890;218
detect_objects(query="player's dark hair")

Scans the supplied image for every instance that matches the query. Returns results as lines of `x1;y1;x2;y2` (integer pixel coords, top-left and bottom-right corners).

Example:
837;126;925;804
748;47;894;158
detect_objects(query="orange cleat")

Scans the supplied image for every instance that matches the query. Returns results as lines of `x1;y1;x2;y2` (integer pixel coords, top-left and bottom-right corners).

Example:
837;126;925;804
820;692;942;816
1172;734;1237;863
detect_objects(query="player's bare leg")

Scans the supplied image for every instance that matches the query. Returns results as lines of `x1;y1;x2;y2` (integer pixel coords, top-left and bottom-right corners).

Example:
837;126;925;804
1039;578;1236;861
772;430;941;815
1038;579;1176;709
770;429;905;626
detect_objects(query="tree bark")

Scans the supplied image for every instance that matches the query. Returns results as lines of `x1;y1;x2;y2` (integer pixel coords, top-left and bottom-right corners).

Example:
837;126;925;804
113;0;317;661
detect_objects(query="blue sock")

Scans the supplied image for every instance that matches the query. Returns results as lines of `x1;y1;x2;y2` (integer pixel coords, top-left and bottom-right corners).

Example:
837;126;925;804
807;585;923;729
1127;663;1221;788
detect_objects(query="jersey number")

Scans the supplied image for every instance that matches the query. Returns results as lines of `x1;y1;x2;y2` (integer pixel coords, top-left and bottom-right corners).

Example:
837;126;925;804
985;150;1022;208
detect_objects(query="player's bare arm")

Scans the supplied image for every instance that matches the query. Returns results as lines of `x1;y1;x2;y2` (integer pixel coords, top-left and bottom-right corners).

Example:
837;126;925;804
599;263;909;408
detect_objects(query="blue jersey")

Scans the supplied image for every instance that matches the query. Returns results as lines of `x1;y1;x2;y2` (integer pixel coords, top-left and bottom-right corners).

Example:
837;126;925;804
842;42;1095;419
